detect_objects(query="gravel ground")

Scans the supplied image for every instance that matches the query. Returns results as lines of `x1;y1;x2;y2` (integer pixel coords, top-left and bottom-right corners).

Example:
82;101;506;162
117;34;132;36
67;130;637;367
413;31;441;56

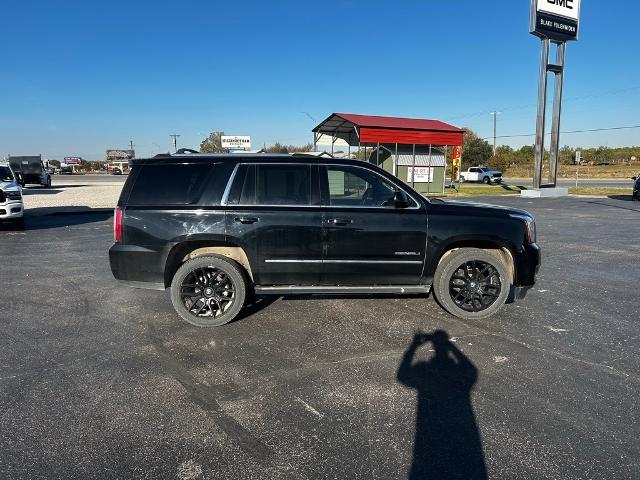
22;180;123;213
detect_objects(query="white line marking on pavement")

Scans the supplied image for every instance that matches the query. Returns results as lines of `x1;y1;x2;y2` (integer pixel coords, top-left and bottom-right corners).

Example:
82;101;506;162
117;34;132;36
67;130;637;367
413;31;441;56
545;326;569;333
295;397;324;418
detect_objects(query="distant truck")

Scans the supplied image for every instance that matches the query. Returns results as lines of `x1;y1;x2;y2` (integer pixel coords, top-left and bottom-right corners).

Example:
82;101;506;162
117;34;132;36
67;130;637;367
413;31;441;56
8;155;52;187
459;166;502;184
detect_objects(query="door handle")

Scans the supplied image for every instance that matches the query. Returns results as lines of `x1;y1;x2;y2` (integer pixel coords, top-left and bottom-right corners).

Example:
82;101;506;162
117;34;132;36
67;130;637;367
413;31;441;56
327;218;353;225
234;217;259;224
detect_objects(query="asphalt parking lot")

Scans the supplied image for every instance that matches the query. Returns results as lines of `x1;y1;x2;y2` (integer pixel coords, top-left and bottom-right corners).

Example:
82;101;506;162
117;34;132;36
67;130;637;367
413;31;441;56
1;196;639;480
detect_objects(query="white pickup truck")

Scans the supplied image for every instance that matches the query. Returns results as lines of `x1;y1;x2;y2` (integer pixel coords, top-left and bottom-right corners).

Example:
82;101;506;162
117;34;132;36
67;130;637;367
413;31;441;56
459;166;503;184
0;162;24;227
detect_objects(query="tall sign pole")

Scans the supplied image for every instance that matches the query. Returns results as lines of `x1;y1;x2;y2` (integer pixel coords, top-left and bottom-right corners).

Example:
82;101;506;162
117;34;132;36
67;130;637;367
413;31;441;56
529;0;581;191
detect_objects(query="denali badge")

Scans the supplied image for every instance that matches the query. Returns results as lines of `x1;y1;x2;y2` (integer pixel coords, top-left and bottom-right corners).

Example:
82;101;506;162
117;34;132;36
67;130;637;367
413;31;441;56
395;251;421;256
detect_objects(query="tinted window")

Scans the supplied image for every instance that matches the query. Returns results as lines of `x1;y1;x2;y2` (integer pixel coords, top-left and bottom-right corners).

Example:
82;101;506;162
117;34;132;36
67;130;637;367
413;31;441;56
326;165;407;208
255;165;311;206
128;164;212;205
227;165;255;205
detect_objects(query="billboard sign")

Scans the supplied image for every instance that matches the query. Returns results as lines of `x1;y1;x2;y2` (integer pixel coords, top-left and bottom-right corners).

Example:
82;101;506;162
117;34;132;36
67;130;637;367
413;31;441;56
530;0;581;42
64;156;82;165
407;167;434;183
221;136;251;150
106;149;135;161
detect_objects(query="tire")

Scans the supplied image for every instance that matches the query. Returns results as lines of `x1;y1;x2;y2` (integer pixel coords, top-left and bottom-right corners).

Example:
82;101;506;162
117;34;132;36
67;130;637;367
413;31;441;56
45;176;51;188
483;176;490;184
13;218;25;230
433;248;510;320
170;255;247;327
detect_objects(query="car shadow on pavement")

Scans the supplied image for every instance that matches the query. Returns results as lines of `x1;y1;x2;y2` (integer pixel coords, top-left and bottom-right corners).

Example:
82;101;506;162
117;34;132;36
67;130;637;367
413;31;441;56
0;208;113;231
397;330;487;480
607;194;635;202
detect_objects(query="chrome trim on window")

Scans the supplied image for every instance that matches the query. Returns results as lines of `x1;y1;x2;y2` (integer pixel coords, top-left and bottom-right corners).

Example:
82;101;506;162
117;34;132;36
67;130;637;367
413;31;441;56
221;161;425;210
220;163;241;206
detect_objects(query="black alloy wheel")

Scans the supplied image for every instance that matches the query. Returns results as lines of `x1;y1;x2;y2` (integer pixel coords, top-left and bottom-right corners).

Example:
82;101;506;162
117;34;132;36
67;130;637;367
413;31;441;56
180;267;235;318
170;255;247;327
448;260;501;313
433;247;510;320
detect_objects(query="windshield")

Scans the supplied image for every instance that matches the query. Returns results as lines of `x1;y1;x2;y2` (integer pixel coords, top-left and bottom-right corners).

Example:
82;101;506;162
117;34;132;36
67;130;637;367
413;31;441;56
0;166;15;182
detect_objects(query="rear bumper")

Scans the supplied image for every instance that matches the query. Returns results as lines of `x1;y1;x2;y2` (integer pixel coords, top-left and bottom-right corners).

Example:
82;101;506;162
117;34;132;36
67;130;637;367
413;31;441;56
109;243;166;288
513;242;541;287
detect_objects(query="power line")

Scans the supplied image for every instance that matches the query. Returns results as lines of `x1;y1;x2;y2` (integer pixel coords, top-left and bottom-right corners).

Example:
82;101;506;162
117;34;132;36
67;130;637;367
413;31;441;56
481;124;640;141
446;85;640;122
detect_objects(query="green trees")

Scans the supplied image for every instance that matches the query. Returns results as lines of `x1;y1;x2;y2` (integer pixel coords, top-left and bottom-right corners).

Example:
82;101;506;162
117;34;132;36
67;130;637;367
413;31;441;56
199;132;225;153
462;129;493;167
264;142;313;153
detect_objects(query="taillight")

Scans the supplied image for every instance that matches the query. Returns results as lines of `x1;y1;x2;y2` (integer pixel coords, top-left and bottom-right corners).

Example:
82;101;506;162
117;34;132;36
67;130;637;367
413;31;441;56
114;206;124;242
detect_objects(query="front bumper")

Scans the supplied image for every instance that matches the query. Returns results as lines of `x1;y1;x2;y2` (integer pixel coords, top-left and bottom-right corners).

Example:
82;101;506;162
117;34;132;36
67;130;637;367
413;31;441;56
513;242;541;287
0;202;24;219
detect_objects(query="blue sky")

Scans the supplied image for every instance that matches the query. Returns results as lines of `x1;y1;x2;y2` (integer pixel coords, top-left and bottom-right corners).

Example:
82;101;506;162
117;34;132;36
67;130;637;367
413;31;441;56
1;0;639;160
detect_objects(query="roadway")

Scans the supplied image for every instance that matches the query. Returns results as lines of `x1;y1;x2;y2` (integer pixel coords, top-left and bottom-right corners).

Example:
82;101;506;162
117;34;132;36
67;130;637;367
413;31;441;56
46;174;635;189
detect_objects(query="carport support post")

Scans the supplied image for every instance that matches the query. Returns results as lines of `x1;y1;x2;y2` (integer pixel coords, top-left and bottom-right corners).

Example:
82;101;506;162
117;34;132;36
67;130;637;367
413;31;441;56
533;39;550;189
376;142;380;166
313;132;317;152
443;146;448;194
411;144;416;188
393;143;398;177
426;144;432;195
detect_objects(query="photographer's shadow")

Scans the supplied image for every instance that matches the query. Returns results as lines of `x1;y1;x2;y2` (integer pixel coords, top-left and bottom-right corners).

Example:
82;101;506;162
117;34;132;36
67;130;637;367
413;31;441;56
397;330;487;480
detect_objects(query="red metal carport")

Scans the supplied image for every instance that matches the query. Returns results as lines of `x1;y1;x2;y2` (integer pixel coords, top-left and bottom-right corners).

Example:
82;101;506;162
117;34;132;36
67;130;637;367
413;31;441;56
312;113;464;192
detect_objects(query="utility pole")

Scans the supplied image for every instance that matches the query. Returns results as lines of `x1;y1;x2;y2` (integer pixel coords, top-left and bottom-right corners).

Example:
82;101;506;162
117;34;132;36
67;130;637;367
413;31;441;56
169;134;180;153
490;111;502;154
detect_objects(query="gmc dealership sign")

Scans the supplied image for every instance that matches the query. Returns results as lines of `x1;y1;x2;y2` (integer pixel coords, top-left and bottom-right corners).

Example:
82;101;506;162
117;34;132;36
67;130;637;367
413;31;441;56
530;0;581;42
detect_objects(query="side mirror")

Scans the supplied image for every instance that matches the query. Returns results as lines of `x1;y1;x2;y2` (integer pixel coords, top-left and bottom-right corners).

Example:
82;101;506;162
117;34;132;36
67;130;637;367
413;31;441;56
394;190;410;209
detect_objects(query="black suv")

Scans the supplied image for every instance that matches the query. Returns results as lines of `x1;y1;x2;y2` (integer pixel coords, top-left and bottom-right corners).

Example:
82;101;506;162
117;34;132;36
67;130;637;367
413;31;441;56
109;154;540;326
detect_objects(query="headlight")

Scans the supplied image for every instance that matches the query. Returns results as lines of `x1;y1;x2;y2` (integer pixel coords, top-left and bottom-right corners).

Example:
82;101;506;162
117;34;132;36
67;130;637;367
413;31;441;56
510;213;536;243
6;190;22;200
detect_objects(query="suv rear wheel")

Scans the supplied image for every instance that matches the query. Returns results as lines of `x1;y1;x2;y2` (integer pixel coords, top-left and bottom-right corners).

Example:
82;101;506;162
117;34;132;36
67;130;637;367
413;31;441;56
170;255;247;327
433;248;510;320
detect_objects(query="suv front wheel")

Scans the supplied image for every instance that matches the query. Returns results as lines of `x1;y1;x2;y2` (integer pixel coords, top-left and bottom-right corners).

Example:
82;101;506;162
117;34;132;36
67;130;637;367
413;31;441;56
170;255;247;327
433;248;510;320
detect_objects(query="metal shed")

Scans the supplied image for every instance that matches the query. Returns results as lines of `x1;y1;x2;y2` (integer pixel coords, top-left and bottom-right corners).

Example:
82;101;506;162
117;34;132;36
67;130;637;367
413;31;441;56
312;113;464;194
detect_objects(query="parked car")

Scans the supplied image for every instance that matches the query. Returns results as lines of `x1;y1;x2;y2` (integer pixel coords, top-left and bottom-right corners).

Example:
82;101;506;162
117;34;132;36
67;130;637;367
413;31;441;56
633;175;639;201
459;166;503;184
0;162;24;227
109;153;540;326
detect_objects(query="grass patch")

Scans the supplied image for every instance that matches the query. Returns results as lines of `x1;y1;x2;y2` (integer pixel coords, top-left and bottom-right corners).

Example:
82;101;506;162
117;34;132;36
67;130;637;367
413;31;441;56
432;184;527;197
568;187;632;196
506;164;639;179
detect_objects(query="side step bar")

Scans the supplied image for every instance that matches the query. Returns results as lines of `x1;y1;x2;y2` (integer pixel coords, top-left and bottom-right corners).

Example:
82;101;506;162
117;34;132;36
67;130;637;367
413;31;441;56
254;285;431;295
